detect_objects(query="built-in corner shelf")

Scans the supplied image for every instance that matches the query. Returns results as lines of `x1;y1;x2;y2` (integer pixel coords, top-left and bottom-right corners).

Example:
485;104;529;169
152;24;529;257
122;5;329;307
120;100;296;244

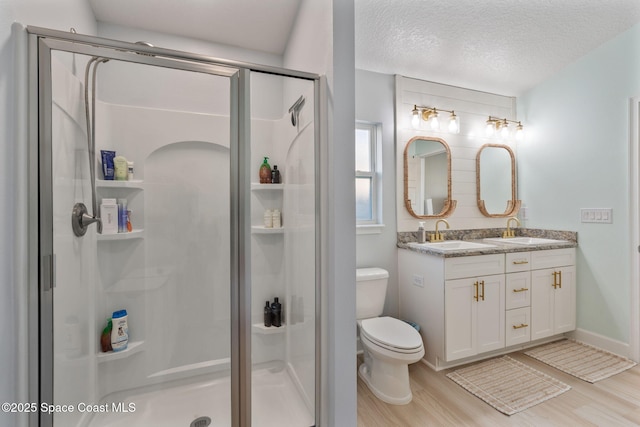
252;323;286;334
251;183;284;191
97;340;145;363
97;229;144;241
251;226;284;235
96;179;144;190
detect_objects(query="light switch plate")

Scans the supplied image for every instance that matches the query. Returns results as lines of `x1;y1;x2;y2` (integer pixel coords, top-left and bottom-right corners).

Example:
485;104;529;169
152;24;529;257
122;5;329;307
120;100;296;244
581;208;613;223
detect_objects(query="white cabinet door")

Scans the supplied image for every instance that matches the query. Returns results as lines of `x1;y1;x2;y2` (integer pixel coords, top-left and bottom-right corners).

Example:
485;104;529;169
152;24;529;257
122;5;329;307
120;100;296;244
554;266;576;333
445;274;504;361
445;278;476;361
531;268;554;340
531;265;576;339
476;274;506;354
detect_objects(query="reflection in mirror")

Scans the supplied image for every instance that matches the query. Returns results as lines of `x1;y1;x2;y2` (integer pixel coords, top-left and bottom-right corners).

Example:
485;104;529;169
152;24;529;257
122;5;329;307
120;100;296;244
404;136;456;219
476;144;521;217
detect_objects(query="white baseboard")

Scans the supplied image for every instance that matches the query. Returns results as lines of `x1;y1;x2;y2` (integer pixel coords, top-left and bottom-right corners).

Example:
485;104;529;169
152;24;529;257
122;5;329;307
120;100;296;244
568;328;634;361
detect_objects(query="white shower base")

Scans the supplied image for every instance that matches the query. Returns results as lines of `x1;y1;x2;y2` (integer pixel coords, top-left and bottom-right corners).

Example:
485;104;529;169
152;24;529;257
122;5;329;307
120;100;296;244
86;364;313;427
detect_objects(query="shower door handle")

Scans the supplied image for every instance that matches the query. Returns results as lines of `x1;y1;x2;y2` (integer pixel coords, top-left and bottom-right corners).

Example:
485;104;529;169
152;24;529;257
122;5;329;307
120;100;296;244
41;254;56;291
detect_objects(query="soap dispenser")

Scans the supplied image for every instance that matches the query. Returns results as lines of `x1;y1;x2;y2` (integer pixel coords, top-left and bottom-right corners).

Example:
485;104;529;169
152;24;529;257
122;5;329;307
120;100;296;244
259;157;272;183
417;222;426;243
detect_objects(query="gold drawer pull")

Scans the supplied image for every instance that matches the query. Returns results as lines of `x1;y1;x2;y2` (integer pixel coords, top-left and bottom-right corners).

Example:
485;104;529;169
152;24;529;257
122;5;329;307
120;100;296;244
512;260;529;265
512;287;529;293
512;323;529;329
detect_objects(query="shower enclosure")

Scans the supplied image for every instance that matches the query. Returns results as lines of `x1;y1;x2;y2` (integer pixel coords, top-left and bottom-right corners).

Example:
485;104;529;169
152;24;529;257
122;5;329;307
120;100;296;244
27;27;319;427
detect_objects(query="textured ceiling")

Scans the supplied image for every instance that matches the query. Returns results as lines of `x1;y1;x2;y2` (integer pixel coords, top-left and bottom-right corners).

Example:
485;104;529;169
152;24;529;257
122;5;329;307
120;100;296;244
88;0;640;96
88;0;302;55
355;0;640;95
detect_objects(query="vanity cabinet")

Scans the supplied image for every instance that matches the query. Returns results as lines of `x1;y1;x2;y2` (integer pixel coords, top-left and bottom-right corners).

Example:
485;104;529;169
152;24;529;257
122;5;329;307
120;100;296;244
398;246;576;371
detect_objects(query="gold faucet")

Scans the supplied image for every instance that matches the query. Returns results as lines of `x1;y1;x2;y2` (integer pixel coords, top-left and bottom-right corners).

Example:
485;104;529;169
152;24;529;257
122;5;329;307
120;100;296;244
503;216;521;238
430;219;450;242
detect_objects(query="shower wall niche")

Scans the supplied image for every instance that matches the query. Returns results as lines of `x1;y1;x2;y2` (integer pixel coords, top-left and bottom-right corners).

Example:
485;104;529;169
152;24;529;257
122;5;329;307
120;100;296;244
42;39;316;427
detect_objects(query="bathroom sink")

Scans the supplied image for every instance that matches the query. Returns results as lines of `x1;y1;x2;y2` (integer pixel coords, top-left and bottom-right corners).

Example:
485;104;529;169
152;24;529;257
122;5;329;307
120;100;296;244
410;240;496;251
483;237;569;246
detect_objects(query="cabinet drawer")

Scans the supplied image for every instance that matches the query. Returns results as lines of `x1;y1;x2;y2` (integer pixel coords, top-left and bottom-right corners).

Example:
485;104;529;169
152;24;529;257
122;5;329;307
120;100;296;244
506;271;530;309
506;307;531;346
506;252;531;273
445;254;504;280
531;248;575;270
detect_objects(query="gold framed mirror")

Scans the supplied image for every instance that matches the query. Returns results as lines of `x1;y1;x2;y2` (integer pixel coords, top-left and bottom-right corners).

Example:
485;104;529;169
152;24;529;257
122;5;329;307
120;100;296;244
404;136;456;219
476;143;521;217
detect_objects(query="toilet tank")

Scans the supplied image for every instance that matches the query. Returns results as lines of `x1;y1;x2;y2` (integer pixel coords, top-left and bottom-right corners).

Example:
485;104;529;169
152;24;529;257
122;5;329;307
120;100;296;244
356;268;389;320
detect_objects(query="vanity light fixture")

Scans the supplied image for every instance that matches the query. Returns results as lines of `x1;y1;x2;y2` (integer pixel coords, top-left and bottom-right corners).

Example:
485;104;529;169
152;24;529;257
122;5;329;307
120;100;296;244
486;116;524;141
411;105;460;134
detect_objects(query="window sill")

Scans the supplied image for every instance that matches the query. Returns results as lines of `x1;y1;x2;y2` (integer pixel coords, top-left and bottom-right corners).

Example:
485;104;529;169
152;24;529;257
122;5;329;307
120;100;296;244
356;224;385;235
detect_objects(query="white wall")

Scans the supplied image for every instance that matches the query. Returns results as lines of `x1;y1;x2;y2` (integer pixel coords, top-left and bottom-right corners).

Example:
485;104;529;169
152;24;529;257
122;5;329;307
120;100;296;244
518;23;640;348
2;3;97;426
395;76;518;232
355;69;399;317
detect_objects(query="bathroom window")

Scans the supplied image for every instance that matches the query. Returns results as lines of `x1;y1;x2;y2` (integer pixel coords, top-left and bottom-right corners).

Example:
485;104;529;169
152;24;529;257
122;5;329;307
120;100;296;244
356;122;383;231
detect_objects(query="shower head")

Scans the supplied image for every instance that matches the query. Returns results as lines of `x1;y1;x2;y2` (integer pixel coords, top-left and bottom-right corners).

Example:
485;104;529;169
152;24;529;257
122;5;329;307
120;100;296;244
289;95;306;127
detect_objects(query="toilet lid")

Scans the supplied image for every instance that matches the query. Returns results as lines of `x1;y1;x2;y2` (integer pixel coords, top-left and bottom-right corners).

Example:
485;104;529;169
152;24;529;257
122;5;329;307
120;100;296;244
360;317;423;351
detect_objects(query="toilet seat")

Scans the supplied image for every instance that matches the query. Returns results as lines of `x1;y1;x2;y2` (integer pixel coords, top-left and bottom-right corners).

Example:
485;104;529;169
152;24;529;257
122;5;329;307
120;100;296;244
360;317;423;354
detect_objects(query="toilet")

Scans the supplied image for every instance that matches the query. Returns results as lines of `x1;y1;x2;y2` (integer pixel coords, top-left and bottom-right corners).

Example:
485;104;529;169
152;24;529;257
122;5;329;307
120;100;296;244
356;268;425;405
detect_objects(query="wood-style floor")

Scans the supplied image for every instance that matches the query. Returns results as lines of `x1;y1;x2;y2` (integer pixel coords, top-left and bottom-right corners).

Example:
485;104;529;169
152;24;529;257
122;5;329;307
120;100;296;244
357;351;640;426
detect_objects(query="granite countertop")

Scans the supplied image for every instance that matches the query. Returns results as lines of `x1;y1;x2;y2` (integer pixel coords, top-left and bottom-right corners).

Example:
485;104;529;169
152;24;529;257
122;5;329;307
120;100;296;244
397;228;577;258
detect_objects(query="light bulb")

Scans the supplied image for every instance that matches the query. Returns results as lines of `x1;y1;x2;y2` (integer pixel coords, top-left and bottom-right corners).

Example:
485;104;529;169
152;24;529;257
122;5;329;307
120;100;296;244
411;107;420;129
515;122;524;141
485;120;495;137
429;112;439;130
500;122;509;139
448;112;460;134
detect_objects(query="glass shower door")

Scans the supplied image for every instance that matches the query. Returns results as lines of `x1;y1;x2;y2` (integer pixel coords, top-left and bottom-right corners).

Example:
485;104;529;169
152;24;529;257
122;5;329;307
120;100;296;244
40;42;237;427
249;72;317;427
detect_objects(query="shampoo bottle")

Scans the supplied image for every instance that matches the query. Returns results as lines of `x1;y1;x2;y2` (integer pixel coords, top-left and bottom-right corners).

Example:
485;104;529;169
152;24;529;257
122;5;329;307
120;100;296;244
271;297;282;327
271;165;281;183
127;161;134;181
259;157;272;183
418;221;426;243
111;309;129;352
263;301;272;327
114;156;128;181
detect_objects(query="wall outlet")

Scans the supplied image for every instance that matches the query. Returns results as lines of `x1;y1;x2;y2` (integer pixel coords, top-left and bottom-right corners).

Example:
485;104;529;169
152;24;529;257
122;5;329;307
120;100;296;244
580;208;613;223
412;274;424;287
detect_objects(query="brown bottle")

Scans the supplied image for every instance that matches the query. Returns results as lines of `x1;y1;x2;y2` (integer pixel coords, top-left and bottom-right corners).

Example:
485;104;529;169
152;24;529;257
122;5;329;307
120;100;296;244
259;157;272;183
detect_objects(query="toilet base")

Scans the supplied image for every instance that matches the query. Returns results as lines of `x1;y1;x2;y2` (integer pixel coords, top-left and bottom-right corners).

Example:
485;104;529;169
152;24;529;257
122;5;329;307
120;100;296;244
358;361;413;405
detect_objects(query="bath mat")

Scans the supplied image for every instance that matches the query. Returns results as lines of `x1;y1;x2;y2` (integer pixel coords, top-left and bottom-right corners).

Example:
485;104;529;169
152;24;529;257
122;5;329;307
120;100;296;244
524;339;636;383
446;355;570;416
